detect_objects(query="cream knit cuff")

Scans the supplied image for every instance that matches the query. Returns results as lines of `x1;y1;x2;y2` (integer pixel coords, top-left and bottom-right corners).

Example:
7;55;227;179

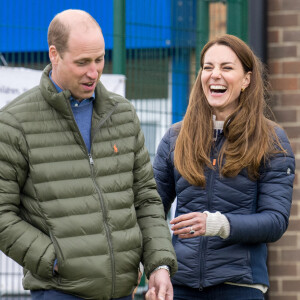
203;211;230;239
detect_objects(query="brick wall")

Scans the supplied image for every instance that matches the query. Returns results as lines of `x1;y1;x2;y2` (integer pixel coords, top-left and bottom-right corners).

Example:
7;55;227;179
267;0;300;299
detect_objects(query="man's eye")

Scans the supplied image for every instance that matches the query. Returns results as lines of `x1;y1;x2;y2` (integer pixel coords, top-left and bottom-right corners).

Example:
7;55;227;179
77;61;86;66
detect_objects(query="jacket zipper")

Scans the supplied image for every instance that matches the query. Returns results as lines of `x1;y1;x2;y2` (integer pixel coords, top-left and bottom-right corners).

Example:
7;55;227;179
88;103;119;297
60;99;119;295
199;167;215;290
88;153;116;295
199;138;220;290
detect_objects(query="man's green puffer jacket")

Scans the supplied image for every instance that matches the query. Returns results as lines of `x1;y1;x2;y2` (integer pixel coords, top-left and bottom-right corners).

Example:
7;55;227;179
0;64;177;300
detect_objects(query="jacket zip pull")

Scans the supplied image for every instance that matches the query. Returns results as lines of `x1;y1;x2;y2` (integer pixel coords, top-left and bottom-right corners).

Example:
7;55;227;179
212;158;216;166
88;153;94;165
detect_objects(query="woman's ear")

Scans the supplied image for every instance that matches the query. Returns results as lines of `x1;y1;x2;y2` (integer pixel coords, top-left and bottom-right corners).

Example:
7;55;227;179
242;71;252;90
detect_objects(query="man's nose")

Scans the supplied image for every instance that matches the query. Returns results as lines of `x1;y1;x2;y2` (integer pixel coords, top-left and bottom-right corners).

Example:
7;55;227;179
86;64;98;79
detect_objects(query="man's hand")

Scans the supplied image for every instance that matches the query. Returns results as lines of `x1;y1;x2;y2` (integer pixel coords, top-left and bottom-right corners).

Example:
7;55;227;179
54;264;58;273
145;269;173;300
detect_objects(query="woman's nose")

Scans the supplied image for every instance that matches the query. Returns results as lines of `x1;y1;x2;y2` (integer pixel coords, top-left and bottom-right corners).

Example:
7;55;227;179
211;68;221;79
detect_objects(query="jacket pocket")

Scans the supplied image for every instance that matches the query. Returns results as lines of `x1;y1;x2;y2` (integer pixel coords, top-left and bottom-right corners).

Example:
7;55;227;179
49;231;65;268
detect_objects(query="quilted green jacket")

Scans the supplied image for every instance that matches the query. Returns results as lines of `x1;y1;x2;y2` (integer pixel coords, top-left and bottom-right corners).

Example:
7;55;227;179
0;64;177;300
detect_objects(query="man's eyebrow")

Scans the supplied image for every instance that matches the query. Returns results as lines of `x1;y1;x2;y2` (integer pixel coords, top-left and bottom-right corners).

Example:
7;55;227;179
74;55;104;62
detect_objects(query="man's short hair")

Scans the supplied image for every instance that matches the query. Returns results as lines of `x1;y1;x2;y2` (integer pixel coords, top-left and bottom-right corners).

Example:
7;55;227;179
47;10;102;57
47;17;70;57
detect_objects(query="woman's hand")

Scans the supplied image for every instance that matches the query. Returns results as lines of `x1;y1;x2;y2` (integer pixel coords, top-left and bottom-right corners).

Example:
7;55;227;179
170;212;207;238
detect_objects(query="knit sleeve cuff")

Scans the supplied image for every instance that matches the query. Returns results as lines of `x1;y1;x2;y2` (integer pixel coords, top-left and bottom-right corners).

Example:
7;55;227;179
203;211;230;239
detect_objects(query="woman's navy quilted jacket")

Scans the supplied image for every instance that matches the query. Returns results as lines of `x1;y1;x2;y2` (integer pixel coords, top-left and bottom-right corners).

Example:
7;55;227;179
153;122;295;289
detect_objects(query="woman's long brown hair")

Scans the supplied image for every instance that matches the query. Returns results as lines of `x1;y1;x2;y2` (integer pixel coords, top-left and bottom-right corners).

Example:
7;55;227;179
174;34;285;187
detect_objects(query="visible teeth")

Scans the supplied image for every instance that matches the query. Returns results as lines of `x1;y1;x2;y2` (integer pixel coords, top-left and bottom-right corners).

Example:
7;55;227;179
210;85;226;90
87;83;93;86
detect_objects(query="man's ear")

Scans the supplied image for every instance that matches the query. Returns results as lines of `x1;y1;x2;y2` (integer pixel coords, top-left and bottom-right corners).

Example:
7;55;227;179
49;46;59;65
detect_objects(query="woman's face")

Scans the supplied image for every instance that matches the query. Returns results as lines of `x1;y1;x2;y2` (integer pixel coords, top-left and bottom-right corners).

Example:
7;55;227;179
201;44;251;121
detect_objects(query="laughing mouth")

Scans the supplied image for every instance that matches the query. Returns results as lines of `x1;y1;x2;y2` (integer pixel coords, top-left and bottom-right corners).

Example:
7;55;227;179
210;85;227;93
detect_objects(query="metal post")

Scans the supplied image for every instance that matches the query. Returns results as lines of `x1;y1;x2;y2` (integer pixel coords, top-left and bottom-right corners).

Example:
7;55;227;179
113;0;126;75
248;0;267;64
227;0;248;42
171;0;193;124
196;0;209;75
172;48;190;123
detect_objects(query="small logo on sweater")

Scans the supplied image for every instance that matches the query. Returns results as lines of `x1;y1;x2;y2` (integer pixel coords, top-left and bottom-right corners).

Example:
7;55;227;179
113;144;118;153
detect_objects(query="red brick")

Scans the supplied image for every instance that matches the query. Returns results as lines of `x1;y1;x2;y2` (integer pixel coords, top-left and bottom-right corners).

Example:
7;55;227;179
269;93;281;105
268;0;282;11
271;234;298;247
268;2;300;298
269;61;281;74
284;126;300;138
283;62;300;74
282;249;300;262
289;140;297;153
295;159;300;170
288;219;300;230
268;279;279;293
269;264;297;276
289;140;300;157
290;202;298;216
293;171;298;185
268;249;280;262
269;14;298;27
270;78;298;91
282;0;300;10
284;126;299;138
281;94;300;106
282;280;300;291
292;141;300;156
283;30;300;42
269;295;298;300
268;45;297;59
273;108;297;122
269;30;280;43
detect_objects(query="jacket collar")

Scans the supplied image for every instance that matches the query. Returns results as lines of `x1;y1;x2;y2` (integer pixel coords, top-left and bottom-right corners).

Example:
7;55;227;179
40;64;118;121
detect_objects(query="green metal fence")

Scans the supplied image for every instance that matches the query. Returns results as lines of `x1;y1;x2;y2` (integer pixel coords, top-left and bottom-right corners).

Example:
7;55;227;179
0;0;248;299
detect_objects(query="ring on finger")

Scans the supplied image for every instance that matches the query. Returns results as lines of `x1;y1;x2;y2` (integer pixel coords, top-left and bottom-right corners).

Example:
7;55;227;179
189;227;195;234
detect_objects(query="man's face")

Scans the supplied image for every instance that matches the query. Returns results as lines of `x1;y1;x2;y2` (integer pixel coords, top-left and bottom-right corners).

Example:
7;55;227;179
50;26;105;101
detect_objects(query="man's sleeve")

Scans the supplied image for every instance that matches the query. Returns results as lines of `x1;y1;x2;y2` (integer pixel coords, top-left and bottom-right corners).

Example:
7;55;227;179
0;111;55;279
132;112;177;278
